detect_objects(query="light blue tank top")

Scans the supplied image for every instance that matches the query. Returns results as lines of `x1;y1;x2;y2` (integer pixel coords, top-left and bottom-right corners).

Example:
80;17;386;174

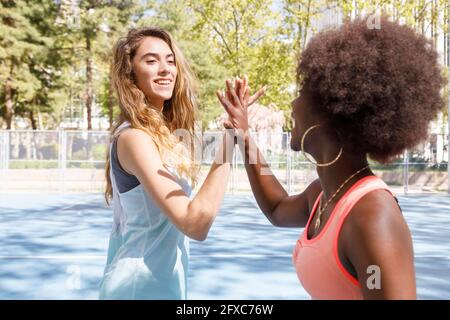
99;122;192;300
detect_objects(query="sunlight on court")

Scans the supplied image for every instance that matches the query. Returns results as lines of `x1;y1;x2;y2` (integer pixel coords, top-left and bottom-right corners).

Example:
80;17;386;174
0;193;449;299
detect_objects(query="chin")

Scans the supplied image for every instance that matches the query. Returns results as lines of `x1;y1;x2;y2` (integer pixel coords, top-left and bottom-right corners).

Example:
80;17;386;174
150;92;173;104
149;85;175;100
290;128;301;151
290;139;300;152
160;93;174;101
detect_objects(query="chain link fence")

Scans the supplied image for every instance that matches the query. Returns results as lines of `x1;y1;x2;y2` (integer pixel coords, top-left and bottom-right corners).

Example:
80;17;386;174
0;130;448;195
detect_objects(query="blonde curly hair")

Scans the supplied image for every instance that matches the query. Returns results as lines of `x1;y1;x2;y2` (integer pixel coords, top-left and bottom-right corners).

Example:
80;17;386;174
105;27;200;204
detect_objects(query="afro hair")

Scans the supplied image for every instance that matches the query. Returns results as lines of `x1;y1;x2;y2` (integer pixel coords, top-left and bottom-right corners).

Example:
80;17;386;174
297;15;447;163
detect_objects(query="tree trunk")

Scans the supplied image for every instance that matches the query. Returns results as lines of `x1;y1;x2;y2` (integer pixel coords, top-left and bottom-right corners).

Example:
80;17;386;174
302;0;311;50
4;76;14;130
37;110;43;130
29;108;37;130
86;34;93;130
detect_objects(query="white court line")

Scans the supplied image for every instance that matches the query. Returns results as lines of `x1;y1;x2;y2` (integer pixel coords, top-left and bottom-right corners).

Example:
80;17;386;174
0;254;447;260
0;220;80;227
192;254;293;258
0;255;107;259
0;254;294;259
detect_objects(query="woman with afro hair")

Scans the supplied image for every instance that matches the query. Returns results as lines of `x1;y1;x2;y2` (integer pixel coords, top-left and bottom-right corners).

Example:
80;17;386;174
217;15;446;299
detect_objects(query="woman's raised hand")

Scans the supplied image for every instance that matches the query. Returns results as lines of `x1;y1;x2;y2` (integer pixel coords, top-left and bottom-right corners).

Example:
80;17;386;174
216;75;265;133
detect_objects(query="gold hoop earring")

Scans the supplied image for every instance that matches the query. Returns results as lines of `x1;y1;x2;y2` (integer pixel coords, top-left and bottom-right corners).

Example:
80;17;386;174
300;124;343;167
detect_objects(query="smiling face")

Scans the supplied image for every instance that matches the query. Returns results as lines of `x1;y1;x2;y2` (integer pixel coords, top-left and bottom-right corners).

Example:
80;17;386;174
132;36;177;110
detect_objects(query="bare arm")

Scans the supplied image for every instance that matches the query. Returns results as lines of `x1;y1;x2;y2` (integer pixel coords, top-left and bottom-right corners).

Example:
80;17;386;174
117;128;234;241
217;77;320;227
238;133;319;227
343;190;416;299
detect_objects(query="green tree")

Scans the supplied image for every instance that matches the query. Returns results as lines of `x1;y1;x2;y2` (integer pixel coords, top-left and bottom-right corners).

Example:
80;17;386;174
0;0;52;129
55;0;145;130
188;0;295;129
282;0;328;53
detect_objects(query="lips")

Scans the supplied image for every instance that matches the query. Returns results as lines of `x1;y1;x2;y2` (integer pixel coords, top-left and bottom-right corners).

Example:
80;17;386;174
153;79;172;86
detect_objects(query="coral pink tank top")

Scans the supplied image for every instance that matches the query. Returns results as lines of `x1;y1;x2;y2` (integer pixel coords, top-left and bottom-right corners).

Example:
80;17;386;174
292;175;394;300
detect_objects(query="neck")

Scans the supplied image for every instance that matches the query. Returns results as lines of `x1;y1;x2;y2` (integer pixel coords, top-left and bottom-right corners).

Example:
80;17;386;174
154;101;164;112
147;96;165;112
315;147;371;202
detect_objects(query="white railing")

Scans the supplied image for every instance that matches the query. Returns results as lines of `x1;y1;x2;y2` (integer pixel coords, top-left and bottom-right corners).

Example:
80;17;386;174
0;130;448;195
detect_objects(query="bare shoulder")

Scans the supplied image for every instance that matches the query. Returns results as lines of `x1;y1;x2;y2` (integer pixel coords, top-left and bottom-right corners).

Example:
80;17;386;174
345;189;409;240
117;128;161;159
117;128;156;149
116;128;161;175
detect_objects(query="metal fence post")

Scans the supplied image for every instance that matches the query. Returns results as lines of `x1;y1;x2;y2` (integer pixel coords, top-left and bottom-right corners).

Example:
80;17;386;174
59;129;67;193
231;135;237;195
287;132;292;194
403;150;409;195
5;130;9;170
447;132;449;195
4;130;10;192
0;130;4;170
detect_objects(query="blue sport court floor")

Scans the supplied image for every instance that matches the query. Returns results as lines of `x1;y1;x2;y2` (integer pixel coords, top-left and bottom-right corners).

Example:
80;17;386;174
0;193;449;299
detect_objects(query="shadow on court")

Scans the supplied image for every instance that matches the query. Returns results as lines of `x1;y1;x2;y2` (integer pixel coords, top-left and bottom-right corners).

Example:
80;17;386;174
0;193;449;299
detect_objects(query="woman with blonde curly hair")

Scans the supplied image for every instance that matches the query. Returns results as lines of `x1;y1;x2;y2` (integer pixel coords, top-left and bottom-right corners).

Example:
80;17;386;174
98;27;261;300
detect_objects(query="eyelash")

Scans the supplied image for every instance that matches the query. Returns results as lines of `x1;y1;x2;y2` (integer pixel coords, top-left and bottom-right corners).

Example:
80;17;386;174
146;60;175;64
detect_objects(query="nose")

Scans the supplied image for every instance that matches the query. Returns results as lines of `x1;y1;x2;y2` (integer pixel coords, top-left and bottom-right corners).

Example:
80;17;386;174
158;61;170;75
